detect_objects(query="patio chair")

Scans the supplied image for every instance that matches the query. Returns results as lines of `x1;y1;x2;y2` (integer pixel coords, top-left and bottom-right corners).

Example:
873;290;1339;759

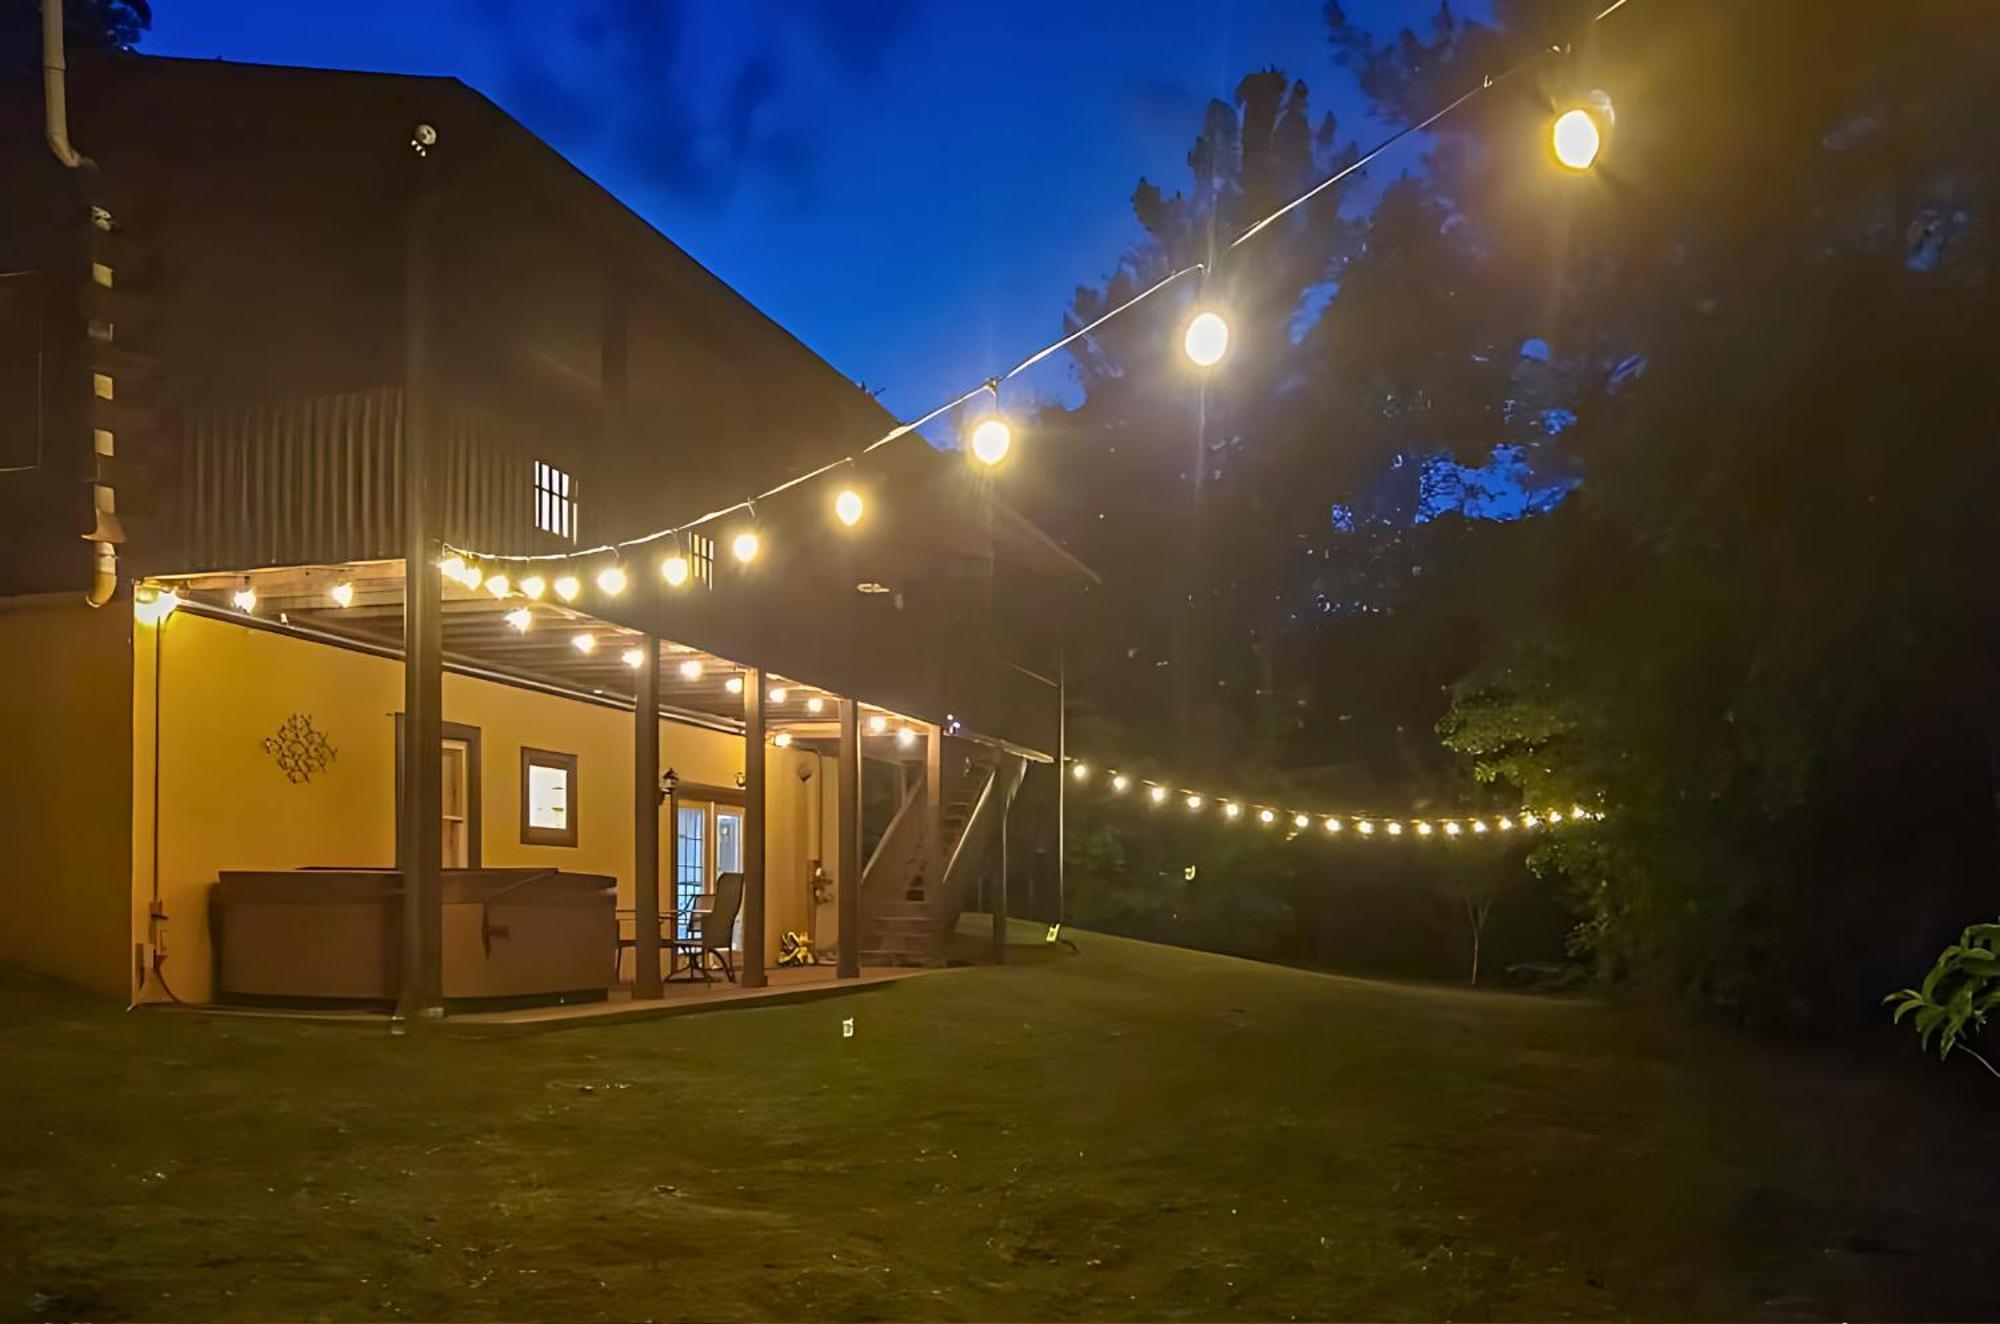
668;871;743;983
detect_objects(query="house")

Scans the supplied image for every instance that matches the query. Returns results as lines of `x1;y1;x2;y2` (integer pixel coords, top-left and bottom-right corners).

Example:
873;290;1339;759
0;52;1088;1014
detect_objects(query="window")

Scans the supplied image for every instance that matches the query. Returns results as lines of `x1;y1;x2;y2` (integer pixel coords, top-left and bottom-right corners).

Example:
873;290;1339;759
519;747;579;846
533;460;576;542
688;532;715;588
393;718;483;868
675;805;706;938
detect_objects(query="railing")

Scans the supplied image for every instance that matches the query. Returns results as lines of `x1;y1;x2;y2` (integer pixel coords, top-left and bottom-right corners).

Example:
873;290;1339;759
858;771;926;926
934;755;1023;931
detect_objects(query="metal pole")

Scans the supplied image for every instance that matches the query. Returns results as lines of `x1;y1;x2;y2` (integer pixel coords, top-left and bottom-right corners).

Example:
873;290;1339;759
991;788;1009;962
837;698;861;979
740;667;767;988
1056;647;1066;925
631;635;662;999
397;187;445;1021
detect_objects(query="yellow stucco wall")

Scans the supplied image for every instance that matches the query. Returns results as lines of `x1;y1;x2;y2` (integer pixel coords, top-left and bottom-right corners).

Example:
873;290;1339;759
132;609;837;1004
0;598;136;999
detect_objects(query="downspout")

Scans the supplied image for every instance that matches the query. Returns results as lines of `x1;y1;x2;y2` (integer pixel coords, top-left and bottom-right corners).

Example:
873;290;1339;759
43;0;117;607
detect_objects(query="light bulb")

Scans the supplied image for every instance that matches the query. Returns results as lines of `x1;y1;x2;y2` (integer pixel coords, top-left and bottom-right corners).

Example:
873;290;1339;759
834;488;864;527
1258;807;1276;825
572;633;596;654
806;696;825;714
231;587;257;613
1445;822;1462;837
1572;805;1592;821
1111;774;1129;793
1386;821;1404;836
596;564;627;595
1357;820;1375;836
438;555;466;582
725;676;744;695
1071;763;1089;782
519;575;546;600
504;607;532;633
1472;820;1489;834
1185;794;1203;811
867;714;887;735
774;732;793;748
455;561;484;589
1149;785;1168;804
895;727;918;749
553;574;581;603
1325;817;1342;833
329;582;354;608
661;554;690;587
1416;821;1434;836
134;587;181;626
1223;803;1241;820
482;573;509;599
731;531;760;564
621;647;645;669
1548;810;1565;824
968;415;1011;467
1293;813;1310;829
1552;107;1601;171
1183;310;1230;367
1523;813;1541;828
678;658;702;681
1498;816;1515;831
768;687;789;704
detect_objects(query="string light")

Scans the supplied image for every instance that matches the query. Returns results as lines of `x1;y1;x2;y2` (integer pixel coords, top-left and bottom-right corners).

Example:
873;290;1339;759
504;607;532;633
1224;803;1242;820
769;686;789;704
896;726;918;749
1552;107;1602;170
1111;773;1129;793
806;696;825;715
572;633;596;654
133;585;180;625
329;582;355;608
662;554;690;588
1258;807;1276;825
1183;310;1230;367
1149;784;1168;804
484;573;511;599
1293;812;1310;829
1416;821;1434;837
553;574;581;603
1072;763;1089;781
1324;817;1341;833
834;488;864;527
621;647;646;669
867;714;888;736
1498;816;1515;831
596;564;627;596
1357;820;1376;836
725;676;744;695
774;731;794;748
438;554;467;583
231;587;256;613
1186;794;1203;811
1386;821;1404;836
968;414;1011;467
731;530;760;564
678;658;702;680
1472;820;1488;834
519;575;546;600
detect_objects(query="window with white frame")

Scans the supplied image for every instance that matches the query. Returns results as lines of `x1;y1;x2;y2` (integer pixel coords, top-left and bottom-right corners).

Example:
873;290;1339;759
533;461;576;541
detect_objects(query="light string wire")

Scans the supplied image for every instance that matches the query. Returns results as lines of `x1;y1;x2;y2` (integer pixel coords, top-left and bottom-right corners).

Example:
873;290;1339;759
443;0;1636;570
1065;756;1605;840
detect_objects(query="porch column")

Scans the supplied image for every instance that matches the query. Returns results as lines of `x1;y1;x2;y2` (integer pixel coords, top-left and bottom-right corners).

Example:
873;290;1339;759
631;635;663;999
397;188;445;1021
924;721;943;892
991;788;1010;963
741;666;767;988
837;697;861;979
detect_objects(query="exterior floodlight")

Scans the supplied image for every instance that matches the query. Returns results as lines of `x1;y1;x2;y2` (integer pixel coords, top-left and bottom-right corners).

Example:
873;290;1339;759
968;416;1012;467
1183;310;1230;367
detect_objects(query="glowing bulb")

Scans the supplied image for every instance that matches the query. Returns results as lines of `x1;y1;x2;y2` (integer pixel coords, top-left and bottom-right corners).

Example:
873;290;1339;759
768;687;789;704
1223;803;1241;820
621;647;645;669
1498;816;1515;831
1293;813;1310;830
1386;821;1404;836
134;587;180;626
329;582;355;608
774;731;793;748
231;587;257;613
519;575;546;600
725;676;744;695
553;574;581;603
1071;763;1089;782
1571;805;1592;821
481;573;508;599
1111;774;1129;793
896;726;918;749
731;531;760;564
661;555;690;587
678;658;702;680
1416;821;1434;837
1523;813;1541;828
1149;785;1168;804
572;633;596;654
453;561;484;589
867;714;887;735
1325;817;1342;833
504;607;532;633
1186;794;1203;811
1357;820;1376;836
438;555;466;582
1258;808;1276;825
1548;810;1565;824
1183;310;1230;367
1445;821;1462;837
806;696;825;714
596;564;627;596
968;415;1012;467
834;488;864;527
1472;820;1489;834
1552;107;1602;171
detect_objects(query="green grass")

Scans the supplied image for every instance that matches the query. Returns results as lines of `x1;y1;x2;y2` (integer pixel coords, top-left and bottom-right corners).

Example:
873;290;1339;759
2;922;1996;1321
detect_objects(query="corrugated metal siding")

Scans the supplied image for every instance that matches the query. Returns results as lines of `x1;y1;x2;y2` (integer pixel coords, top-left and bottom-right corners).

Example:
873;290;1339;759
177;388;550;571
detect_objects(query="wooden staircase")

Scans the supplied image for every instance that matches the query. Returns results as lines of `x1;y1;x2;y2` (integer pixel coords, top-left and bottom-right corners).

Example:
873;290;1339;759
857;746;1018;967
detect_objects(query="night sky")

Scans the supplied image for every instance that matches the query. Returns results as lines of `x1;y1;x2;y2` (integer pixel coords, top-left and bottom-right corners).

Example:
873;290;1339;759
145;1;1465;422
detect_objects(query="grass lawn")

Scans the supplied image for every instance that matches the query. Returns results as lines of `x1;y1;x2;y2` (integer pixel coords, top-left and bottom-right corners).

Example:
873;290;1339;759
2;921;1996;1322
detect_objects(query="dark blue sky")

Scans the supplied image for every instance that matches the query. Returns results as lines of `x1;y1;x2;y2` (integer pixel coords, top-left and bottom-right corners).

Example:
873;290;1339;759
147;1;1457;420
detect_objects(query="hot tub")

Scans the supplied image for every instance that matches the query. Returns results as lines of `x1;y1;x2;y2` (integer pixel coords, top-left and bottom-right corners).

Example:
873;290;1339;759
210;868;616;1007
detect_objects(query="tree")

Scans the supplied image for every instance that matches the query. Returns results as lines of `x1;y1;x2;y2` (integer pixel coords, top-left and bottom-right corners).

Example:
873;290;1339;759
2;0;151;73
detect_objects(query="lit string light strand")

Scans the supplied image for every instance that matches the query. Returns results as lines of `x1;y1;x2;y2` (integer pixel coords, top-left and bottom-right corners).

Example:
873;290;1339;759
440;0;1638;578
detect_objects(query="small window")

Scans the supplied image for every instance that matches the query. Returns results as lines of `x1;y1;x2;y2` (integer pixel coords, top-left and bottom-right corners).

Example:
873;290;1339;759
533;460;577;542
688;532;715;588
520;747;579;847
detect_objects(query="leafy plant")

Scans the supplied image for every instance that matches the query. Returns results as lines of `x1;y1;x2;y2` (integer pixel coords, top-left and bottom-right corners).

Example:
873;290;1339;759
1885;920;2000;1076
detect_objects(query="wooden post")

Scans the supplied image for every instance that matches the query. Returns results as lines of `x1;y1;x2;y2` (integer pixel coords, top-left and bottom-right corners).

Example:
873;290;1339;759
924;721;943;893
397;188;445;1021
631;635;662;999
741;667;767;988
837;697;861;979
